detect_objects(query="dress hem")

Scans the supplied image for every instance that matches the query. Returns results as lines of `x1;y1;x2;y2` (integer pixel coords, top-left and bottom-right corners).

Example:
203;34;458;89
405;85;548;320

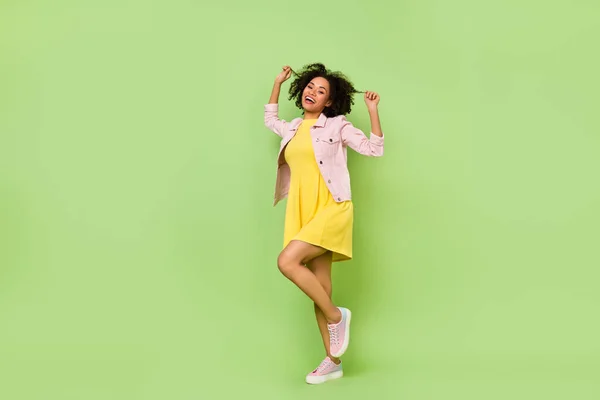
286;237;352;263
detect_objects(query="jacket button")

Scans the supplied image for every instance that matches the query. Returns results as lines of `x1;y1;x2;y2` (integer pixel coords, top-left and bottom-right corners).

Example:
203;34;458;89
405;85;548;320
329;138;333;142
320;161;323;164
338;197;341;201
328;180;331;183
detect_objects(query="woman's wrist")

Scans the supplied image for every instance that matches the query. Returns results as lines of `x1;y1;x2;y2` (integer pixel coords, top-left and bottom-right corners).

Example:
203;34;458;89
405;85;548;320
368;107;382;136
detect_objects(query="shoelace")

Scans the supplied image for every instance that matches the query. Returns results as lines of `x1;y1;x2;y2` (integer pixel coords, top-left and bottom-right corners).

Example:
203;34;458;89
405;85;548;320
315;359;334;373
328;324;339;345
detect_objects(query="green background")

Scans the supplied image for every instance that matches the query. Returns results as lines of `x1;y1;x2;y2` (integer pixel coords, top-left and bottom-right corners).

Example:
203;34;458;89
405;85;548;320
1;0;599;399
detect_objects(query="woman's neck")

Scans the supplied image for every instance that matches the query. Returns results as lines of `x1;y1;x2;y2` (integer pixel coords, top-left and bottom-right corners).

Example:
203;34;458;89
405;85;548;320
304;111;321;120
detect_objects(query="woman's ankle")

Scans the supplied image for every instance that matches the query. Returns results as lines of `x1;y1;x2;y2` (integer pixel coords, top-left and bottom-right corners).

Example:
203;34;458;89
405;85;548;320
326;308;342;324
328;355;341;365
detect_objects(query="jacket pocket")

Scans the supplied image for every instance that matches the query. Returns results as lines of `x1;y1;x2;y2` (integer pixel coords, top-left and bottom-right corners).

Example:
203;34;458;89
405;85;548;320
322;135;341;144
320;134;341;158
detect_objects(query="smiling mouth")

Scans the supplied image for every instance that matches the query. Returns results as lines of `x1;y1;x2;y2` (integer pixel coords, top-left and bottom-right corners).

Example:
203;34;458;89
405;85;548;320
305;96;316;104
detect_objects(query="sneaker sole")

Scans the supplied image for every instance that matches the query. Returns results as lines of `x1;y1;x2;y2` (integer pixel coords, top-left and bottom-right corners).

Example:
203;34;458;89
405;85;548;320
330;309;351;358
305;370;343;384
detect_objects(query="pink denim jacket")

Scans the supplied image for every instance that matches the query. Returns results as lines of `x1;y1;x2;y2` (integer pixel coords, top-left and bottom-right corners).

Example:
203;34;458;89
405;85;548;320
264;104;384;206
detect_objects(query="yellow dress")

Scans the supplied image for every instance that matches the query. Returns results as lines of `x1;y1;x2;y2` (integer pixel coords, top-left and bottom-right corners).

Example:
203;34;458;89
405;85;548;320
283;119;354;262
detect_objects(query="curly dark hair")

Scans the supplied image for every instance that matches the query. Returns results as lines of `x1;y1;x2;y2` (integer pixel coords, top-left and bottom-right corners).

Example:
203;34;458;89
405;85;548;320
288;63;360;118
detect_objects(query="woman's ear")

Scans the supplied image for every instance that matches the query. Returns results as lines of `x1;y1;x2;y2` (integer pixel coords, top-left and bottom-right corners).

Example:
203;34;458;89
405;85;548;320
325;98;333;107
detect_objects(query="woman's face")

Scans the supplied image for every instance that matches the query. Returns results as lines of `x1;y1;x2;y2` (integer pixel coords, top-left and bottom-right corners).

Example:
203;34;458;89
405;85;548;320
302;76;332;114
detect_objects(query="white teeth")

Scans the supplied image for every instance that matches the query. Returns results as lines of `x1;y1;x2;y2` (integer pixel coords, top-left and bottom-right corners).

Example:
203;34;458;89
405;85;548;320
306;96;315;103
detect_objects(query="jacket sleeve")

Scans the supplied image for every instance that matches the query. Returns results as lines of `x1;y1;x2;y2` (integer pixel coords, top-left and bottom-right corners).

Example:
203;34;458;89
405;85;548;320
339;115;384;157
264;104;288;138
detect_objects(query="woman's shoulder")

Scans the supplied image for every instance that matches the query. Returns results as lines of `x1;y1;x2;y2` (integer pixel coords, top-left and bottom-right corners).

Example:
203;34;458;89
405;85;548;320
326;114;352;128
330;113;352;121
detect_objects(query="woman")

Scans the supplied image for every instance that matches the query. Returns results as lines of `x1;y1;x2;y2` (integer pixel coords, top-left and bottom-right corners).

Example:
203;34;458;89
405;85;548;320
264;63;385;384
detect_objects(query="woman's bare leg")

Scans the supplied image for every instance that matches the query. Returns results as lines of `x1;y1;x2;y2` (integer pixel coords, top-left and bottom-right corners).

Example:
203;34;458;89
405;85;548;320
277;240;342;323
307;252;341;365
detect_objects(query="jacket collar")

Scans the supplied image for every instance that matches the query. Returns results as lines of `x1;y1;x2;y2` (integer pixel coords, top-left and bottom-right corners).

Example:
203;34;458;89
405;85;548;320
314;113;328;128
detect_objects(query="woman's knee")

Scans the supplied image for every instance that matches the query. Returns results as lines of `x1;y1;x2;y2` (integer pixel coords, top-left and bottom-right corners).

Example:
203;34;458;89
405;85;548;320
277;252;296;277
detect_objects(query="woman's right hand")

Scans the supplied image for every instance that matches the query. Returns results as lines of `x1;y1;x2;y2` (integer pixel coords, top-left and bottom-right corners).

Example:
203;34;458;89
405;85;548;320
275;66;293;84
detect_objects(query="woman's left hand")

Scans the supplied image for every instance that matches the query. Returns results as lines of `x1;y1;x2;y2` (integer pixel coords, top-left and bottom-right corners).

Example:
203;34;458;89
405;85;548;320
364;91;380;109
